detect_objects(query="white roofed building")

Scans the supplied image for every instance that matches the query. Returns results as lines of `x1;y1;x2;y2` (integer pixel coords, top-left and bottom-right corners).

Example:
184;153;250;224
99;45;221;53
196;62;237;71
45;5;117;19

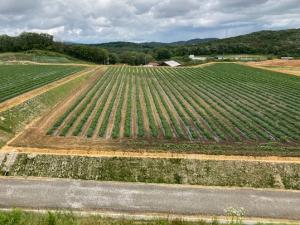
163;60;181;67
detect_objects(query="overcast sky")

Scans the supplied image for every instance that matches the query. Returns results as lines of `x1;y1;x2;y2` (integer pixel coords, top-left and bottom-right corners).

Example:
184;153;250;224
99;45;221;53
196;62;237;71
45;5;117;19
0;0;299;43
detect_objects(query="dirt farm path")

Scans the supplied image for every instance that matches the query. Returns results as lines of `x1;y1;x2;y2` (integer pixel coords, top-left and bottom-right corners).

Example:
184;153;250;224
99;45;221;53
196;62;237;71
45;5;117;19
2;145;300;164
0;66;99;113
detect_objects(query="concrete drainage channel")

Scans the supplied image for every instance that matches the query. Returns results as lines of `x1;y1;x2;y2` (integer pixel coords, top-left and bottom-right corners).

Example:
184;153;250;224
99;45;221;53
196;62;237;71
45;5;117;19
0;151;18;175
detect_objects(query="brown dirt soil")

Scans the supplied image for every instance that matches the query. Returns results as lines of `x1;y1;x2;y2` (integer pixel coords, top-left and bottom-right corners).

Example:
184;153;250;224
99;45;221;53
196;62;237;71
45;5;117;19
2;145;300;164
0;67;99;113
243;60;300;77
246;59;300;67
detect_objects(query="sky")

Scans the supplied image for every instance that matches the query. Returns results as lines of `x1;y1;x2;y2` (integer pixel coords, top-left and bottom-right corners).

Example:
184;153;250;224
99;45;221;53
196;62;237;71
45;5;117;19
0;0;299;43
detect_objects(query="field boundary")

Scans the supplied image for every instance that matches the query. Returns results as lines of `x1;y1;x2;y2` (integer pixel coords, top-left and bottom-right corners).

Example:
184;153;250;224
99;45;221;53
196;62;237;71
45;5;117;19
2;146;300;164
0;66;99;112
240;62;300;77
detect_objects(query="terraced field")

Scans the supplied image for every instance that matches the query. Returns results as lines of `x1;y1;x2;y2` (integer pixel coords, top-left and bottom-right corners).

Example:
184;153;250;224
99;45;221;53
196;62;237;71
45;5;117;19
46;63;300;143
0;65;84;103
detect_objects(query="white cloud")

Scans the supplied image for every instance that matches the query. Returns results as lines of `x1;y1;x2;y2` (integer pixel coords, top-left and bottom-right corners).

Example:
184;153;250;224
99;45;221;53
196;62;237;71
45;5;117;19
0;0;299;43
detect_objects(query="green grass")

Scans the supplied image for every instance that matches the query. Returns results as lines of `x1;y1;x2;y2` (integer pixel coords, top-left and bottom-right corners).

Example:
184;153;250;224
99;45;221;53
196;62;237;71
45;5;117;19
0;209;291;225
0;70;94;148
7;154;300;190
0;50;91;64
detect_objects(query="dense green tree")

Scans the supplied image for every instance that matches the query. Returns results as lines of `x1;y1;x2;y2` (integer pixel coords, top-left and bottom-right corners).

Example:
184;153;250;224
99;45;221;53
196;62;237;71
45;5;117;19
155;48;172;60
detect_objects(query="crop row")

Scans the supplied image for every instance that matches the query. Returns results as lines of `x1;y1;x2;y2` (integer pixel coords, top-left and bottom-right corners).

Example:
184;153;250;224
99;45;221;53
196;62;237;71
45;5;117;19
0;65;84;103
47;64;300;143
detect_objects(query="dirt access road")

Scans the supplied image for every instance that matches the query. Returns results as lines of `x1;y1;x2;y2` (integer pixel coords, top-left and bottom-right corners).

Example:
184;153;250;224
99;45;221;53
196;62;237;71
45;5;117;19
0;177;300;222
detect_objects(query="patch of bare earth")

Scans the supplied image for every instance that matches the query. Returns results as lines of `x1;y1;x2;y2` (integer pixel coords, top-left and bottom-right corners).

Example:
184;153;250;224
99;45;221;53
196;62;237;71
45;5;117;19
243;60;300;77
2;145;300;164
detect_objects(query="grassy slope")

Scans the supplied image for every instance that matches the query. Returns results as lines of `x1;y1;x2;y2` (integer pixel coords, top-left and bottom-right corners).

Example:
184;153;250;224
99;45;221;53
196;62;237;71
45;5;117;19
0;70;94;148
0;50;92;64
6;154;300;190
0;209;291;225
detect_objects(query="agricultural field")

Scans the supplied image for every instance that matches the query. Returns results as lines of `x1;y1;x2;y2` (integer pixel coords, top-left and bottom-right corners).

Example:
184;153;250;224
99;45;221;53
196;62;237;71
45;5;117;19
0;64;84;103
42;63;300;144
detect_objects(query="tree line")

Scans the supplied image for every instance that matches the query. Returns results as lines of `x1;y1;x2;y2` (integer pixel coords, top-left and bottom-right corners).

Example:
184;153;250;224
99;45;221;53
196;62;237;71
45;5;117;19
1;29;299;65
0;32;175;65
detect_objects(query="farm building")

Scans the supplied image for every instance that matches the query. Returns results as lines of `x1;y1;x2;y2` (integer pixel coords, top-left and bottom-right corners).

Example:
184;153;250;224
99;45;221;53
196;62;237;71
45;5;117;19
281;57;294;60
144;62;159;67
163;60;181;67
189;55;207;61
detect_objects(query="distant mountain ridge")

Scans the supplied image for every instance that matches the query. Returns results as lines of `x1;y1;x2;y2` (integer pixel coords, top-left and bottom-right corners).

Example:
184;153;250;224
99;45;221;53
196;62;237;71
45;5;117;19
92;38;218;48
188;28;300;56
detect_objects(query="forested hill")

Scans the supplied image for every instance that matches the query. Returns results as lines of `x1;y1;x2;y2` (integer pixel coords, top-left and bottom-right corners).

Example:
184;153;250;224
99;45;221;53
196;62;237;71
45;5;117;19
1;29;299;65
186;29;300;56
91;38;218;53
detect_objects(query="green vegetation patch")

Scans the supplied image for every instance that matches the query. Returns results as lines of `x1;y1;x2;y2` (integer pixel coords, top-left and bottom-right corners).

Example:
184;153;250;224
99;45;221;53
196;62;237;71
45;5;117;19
0;64;85;103
6;154;300;190
1;209;288;225
47;64;300;148
0;70;93;148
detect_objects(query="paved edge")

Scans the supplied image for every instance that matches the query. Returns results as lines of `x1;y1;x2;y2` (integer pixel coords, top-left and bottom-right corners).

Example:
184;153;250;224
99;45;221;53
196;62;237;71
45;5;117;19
0;177;300;225
1;176;300;192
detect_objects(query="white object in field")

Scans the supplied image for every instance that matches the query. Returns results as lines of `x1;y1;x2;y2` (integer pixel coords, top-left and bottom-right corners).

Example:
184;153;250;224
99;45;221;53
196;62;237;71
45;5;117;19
164;60;181;67
281;57;294;60
189;55;207;61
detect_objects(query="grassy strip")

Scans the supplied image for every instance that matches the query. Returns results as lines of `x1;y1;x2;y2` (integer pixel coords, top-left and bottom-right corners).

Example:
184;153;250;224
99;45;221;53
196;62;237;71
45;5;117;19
7;154;300;190
1;208;286;225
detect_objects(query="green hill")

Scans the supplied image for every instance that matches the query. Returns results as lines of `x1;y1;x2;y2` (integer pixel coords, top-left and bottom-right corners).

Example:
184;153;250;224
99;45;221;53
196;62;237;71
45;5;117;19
0;50;91;64
187;29;300;57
